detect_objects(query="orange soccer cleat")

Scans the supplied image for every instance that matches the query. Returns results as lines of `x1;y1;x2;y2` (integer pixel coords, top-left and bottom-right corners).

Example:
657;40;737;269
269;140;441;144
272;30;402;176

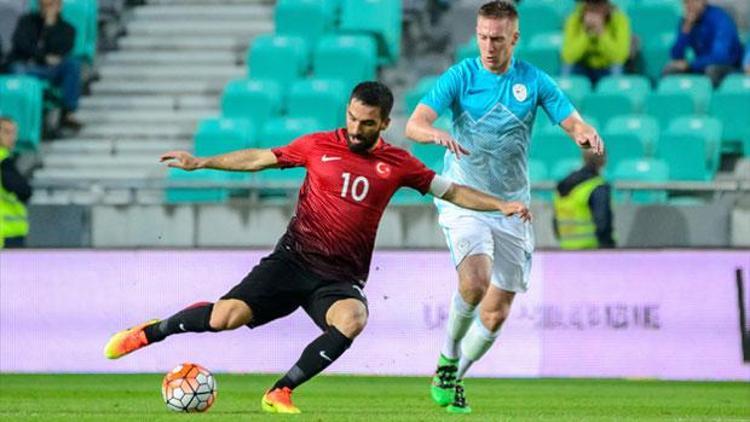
261;387;301;414
103;319;159;359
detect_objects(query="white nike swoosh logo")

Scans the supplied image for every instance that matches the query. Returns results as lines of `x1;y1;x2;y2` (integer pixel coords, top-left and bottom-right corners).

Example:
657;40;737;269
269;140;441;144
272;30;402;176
319;351;332;362
321;155;341;162
179;323;186;332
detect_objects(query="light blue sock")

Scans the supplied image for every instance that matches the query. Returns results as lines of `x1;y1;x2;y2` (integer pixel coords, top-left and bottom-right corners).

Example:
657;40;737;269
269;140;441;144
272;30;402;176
457;319;499;379
440;291;477;360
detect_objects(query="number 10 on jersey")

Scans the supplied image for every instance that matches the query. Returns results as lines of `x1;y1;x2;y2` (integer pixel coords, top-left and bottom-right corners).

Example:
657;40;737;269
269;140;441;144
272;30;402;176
340;172;369;202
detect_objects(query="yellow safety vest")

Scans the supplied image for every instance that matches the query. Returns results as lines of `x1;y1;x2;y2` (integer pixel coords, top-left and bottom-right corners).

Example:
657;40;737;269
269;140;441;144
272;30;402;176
553;176;604;250
0;147;29;247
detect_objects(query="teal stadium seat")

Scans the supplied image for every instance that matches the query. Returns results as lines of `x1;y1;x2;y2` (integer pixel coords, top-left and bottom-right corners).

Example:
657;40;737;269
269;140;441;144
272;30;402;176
711;75;750;154
165;168;231;204
257;118;324;187
518;1;564;40
275;0;334;47
404;75;439;116
221;79;283;129
518;32;562;76
313;34;377;92
528;159;549;201
554;75;592;107
286;78;348;129
628;0;680;39
194;118;255;182
339;0;401;65
29;0;97;62
582;75;650;127
640;32;675;82
247;34;309;87
0;76;43;150
551;158;582;181
410;141;445;174
645;75;712;128
604;114;660;156
530;127;581;170
612;158;669;203
658;116;722;180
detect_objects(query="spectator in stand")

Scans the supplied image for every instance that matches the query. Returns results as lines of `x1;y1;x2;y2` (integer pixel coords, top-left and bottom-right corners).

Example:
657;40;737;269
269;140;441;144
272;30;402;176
8;0;82;130
553;150;615;250
561;0;631;84
744;43;750;75
664;0;743;86
0;117;32;249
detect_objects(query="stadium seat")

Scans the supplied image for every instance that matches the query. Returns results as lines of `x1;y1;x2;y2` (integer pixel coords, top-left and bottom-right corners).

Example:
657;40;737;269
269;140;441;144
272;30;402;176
711;75;750;154
640;32;675;82
656;116;722;181
604;115;660;156
410;141;445;173
581;75;650;127
256;118;323;186
0;76;43;150
551;158;582;181
645;75;712;128
404;75;439;116
339;0;401;65
612;158;669;203
518;1;563;40
517;32;562;76
165;168;231;204
194;118;255;183
286;78;348;129
528;159;550;200
247;34;310;87
221;79;283;129
530;129;581;170
627;0;680;39
275;0;334;46
554;75;592;107
313;34;378;92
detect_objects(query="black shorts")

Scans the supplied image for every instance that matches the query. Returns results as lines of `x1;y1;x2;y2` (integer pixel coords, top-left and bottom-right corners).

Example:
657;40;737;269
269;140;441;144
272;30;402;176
221;245;368;330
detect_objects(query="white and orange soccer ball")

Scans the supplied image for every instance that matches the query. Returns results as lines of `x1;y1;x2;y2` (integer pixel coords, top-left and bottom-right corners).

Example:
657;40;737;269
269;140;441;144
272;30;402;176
161;363;217;412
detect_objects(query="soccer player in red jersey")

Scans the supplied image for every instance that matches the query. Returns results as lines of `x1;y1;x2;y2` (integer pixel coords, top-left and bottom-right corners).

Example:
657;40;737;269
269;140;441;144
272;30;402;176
103;82;531;414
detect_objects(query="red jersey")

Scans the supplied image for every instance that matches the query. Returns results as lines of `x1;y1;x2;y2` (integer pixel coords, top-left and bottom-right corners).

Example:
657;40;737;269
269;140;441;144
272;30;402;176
271;129;435;284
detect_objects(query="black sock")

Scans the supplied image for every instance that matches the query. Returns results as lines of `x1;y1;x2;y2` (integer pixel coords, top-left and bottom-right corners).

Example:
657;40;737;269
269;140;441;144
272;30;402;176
143;302;216;343
272;326;352;391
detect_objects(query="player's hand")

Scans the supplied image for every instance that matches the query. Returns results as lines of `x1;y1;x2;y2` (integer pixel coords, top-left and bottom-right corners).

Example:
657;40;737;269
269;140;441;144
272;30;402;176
573;124;604;156
160;150;204;171
432;134;470;159
499;201;532;222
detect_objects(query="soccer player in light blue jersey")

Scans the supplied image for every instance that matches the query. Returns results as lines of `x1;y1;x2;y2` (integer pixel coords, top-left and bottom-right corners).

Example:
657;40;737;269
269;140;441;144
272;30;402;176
406;0;604;414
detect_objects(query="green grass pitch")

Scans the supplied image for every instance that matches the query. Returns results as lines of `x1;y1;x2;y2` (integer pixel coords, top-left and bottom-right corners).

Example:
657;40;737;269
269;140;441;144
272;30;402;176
1;374;748;421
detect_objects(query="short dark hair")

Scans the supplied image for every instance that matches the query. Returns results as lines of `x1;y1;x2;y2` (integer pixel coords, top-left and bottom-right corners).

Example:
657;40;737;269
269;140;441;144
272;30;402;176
349;81;394;120
0;116;16;126
478;0;519;20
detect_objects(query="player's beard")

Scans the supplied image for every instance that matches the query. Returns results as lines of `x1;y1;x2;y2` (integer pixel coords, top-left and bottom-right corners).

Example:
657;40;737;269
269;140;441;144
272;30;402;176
347;133;379;154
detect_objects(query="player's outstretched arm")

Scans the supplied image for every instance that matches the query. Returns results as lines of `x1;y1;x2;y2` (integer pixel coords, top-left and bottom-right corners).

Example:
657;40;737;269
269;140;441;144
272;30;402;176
560;111;605;155
159;149;279;172
406;104;469;158
439;183;532;222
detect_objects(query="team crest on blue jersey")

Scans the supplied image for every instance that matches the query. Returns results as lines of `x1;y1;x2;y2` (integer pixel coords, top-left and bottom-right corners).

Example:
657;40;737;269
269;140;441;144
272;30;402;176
512;84;528;102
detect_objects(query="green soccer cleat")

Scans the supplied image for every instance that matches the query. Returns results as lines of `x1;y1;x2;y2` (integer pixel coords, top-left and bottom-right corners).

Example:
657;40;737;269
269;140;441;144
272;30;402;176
446;379;472;414
430;354;458;407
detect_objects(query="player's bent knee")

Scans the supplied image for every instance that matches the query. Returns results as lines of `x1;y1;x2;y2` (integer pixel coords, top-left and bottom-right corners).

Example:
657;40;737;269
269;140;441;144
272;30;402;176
327;300;368;339
459;281;488;305
210;299;252;330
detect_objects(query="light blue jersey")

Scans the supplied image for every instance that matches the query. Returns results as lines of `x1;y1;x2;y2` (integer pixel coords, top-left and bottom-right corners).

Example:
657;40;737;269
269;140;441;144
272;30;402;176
421;57;574;208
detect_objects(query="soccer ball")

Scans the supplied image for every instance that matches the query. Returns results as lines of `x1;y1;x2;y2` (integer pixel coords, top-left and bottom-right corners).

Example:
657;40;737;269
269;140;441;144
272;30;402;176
161;363;217;412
